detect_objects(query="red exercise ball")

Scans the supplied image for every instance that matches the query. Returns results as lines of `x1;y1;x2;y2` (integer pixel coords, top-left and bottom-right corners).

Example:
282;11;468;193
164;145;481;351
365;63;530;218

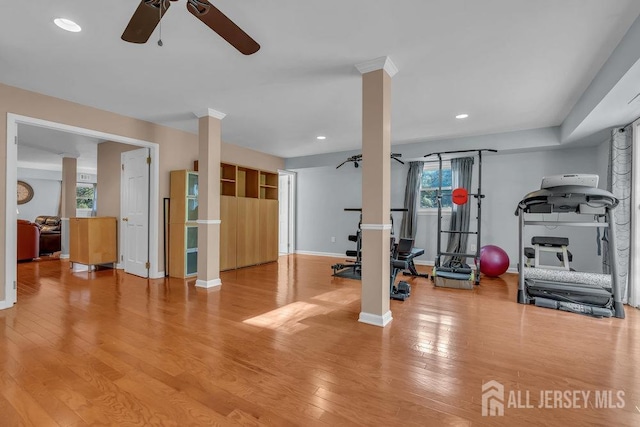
480;245;510;277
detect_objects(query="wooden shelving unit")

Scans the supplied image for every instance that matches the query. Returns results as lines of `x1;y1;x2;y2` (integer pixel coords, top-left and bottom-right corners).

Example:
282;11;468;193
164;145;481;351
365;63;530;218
237;167;259;199
219;164;278;270
259;171;278;200
220;163;237;197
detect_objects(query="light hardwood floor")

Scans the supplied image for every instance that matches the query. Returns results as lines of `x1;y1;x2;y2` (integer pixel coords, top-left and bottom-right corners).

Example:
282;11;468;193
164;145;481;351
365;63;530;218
3;255;639;426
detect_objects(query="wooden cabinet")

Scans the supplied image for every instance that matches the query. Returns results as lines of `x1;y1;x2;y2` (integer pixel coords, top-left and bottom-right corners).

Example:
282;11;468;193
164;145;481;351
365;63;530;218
259;199;279;263
219;164;278;270
169;170;198;278
220;195;237;271
236;198;260;267
69;217;117;267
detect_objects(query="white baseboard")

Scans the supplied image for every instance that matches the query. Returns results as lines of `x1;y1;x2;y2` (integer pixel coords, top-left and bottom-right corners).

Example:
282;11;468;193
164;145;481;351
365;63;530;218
358;310;393;327
295;250;345;258
195;278;222;289
0;299;15;310
151;271;165;279
59;254;70;259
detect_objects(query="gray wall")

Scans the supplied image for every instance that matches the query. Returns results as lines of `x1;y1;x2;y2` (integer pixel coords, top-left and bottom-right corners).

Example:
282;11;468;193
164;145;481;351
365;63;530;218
16;176;61;221
17;168;62;221
289;137;606;273
17;167;97;221
295;162;407;256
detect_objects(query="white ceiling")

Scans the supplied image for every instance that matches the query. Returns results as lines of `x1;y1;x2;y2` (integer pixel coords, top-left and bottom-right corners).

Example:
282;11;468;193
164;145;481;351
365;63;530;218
17;124;100;173
3;0;640;163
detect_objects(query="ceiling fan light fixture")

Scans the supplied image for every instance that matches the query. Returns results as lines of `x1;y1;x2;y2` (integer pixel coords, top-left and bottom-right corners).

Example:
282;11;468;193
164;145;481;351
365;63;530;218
455;113;469;119
54;18;82;33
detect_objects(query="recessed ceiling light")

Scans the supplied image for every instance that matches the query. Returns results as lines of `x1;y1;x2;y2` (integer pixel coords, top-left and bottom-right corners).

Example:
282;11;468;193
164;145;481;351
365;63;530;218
455;113;469;119
316;136;326;140
54;18;82;33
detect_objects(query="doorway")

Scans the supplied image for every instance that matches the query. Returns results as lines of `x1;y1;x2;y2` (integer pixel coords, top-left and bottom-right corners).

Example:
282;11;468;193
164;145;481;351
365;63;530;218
278;170;296;255
5;114;161;308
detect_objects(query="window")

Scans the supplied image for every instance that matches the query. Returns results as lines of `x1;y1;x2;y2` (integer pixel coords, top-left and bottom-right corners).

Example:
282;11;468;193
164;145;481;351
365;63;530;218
420;161;452;210
76;183;96;210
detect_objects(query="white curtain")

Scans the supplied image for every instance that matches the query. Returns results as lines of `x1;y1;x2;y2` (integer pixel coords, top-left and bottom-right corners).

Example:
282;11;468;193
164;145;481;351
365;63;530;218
603;126;632;305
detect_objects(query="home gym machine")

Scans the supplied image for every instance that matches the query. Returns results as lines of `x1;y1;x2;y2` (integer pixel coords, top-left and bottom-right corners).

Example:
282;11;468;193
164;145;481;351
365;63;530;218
424;149;497;289
331;208;364;279
332;209;426;301
331;208;414;278
336;153;404;169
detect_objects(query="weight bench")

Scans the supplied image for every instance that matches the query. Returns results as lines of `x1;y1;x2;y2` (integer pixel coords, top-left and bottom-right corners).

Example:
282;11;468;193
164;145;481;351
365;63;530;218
390;238;424;300
524;236;572;270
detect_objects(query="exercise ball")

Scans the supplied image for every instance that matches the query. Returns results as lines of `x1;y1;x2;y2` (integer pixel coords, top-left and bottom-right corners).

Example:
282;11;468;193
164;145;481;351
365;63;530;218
480;245;510;277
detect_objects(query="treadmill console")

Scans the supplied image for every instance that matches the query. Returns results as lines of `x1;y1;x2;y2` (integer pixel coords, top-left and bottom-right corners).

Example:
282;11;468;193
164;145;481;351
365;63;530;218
541;174;599;189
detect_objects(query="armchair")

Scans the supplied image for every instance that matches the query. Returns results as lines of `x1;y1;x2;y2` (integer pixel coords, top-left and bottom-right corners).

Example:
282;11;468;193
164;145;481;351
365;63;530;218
17;219;40;261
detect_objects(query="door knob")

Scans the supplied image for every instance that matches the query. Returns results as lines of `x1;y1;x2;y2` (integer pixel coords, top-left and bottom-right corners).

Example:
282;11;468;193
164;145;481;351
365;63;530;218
122;217;128;222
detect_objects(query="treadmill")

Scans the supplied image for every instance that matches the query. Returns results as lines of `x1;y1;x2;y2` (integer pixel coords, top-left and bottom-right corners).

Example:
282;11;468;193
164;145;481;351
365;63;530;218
515;174;625;319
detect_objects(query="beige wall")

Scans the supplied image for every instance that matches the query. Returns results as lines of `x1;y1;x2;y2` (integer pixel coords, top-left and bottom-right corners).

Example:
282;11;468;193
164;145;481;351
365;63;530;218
96;141;140;219
1;82;284;302
221;141;284;172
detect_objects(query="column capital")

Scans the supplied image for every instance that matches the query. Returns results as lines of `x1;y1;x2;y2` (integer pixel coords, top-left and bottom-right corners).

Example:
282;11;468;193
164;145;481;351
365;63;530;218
193;108;227;120
355;56;398;78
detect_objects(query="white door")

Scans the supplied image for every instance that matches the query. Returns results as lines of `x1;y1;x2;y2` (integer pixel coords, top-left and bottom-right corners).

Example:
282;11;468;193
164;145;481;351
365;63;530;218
278;171;296;255
279;174;290;254
121;148;150;277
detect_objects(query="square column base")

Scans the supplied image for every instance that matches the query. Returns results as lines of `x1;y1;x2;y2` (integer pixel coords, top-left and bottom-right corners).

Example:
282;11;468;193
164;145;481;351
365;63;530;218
195;278;222;289
358;310;393;327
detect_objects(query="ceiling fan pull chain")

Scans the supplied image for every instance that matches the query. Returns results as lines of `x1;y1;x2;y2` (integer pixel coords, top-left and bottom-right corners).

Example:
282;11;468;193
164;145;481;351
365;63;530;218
157;0;164;46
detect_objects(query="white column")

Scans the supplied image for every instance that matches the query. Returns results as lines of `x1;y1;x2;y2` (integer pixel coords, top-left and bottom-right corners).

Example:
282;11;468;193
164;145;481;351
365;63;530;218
60;156;77;259
194;108;226;288
355;57;398;327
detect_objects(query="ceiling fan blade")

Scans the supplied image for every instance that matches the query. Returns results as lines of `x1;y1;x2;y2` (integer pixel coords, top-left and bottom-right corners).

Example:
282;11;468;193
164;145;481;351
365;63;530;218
122;0;172;44
186;0;260;55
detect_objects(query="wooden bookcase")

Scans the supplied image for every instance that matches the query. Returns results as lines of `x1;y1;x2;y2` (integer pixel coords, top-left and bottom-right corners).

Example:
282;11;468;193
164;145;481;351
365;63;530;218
218;164;278;270
169;170;199;278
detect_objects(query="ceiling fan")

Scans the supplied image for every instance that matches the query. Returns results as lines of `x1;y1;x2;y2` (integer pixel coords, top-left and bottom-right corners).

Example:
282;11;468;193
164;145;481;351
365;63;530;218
121;0;260;55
